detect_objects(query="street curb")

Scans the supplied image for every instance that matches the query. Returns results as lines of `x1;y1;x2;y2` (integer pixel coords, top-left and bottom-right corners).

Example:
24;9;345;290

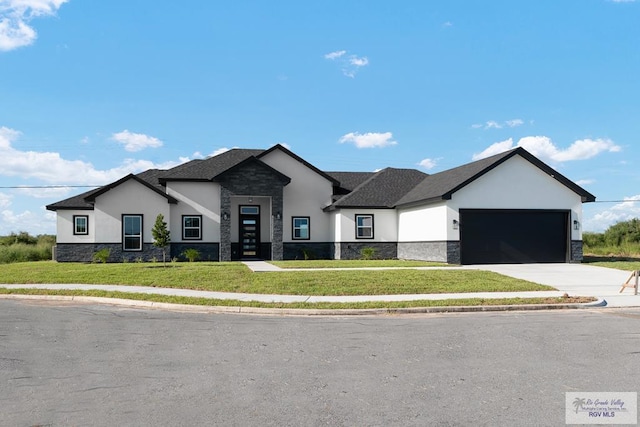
0;294;608;316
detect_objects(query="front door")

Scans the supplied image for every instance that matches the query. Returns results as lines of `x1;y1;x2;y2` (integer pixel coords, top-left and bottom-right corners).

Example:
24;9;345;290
239;205;260;259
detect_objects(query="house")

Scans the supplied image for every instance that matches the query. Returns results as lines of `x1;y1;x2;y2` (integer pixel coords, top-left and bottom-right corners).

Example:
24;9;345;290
46;144;595;264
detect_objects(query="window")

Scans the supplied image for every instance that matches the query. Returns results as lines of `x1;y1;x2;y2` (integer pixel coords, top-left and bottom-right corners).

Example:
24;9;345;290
183;215;202;240
292;217;310;240
240;206;260;215
355;214;374;239
73;215;88;235
123;215;143;251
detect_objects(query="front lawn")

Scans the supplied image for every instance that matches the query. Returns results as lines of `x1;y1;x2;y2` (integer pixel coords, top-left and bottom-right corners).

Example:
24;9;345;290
0;261;554;295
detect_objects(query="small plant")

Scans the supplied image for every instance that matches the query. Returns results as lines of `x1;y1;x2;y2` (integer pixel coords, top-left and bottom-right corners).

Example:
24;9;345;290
150;256;158;263
360;246;377;260
171;257;179;263
182;248;200;262
92;248;111;263
135;257;144;263
302;248;316;260
151;213;171;267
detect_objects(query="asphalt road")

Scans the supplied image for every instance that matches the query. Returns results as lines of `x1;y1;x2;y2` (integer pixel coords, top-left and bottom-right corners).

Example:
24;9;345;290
1;301;639;426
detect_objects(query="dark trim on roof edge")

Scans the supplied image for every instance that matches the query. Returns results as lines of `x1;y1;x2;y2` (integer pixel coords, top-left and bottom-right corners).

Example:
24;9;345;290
258;144;340;186
85;174;178;204
323;205;396;212
46;205;94;211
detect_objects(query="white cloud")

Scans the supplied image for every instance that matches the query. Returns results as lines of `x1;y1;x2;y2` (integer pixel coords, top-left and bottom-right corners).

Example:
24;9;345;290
609;0;635;3
0;206;56;234
349;55;368;67
472;136;621;162
506;119;524;128
575;179;595;186
473;119;525;130
442;21;453;27
0;192;12;209
209;147;232;157
0;126;184;185
418;158;437;170
111;130;163;152
584;195;640;232
273;142;292;150
14;186;73;198
339;132;397;149
324;50;346;60
0;0;68;51
324;49;369;77
472;138;515;160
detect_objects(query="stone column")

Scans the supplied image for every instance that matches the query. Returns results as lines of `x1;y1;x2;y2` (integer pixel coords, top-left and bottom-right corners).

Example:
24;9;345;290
219;187;232;261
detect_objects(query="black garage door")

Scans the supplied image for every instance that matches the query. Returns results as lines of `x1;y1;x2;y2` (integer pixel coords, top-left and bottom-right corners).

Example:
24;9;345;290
460;209;569;265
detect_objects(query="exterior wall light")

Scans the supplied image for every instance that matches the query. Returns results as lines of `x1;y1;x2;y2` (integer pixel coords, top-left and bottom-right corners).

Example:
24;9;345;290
248;196;253;203
222;212;230;221
275;212;282;220
453;219;459;230
573;219;580;230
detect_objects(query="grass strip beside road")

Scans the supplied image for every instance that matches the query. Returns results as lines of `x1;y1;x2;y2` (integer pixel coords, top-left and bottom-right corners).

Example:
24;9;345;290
0;261;554;296
583;258;640;272
0;288;594;309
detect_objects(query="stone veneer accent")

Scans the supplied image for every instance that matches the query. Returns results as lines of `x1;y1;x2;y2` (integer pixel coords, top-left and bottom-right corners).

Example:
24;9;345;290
570;240;583;262
217;161;287;261
397;241;461;264
55;243;165;263
334;242;398;260
283;243;334;260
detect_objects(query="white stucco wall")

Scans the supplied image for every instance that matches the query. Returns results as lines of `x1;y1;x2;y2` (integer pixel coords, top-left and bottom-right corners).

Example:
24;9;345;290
56;210;95;243
260;149;334;242
397;202;449;242
334;209;398;242
397;155;585;243
93;180;171;243
166;182;221;242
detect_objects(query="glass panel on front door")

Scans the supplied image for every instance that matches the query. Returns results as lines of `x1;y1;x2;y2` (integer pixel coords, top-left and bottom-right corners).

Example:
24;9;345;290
239;206;260;259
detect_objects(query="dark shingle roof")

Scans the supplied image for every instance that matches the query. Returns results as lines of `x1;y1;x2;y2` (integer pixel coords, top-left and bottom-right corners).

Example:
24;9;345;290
326;172;376;192
160;149;264;182
326;168;429;210
396;147;596;207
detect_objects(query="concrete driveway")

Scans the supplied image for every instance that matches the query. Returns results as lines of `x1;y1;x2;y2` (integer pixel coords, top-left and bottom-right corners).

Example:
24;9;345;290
473;263;639;307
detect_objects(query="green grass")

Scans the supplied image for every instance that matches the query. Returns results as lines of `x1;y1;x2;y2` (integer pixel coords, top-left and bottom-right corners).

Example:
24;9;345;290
0;261;554;295
270;260;449;268
0;288;592;309
583;256;640;272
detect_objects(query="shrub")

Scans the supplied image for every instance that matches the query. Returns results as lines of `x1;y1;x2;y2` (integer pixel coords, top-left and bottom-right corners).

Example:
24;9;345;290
92;248;111;263
302;248;316;260
0;243;52;264
360;246;377;260
182;248;200;262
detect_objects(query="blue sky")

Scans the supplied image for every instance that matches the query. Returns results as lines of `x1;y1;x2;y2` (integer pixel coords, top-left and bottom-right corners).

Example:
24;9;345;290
1;0;638;235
